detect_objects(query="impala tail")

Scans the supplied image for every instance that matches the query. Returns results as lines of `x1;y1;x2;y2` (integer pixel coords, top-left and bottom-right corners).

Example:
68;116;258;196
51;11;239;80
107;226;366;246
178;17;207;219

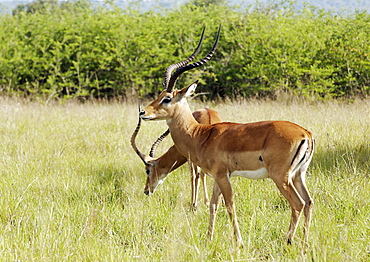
290;136;315;177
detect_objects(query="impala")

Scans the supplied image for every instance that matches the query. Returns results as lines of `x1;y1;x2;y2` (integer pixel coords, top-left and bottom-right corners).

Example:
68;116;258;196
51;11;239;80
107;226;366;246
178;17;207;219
131;107;222;209
139;27;315;247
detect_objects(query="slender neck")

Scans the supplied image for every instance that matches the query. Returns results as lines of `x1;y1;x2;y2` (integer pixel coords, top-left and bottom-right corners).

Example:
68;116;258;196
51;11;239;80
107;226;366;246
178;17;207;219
167;98;198;129
166;99;200;158
157;145;187;175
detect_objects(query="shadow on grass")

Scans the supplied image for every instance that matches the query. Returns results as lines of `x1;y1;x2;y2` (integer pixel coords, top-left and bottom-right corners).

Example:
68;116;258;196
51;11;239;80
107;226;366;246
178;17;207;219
312;142;370;176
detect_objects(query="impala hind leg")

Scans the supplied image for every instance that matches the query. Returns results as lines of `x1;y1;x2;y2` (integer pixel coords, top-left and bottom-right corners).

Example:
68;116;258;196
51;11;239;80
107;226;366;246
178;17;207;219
272;176;305;245
293;169;313;246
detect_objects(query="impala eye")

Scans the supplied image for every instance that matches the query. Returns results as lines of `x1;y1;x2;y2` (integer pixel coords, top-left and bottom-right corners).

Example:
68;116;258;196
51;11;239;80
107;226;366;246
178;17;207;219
161;97;172;104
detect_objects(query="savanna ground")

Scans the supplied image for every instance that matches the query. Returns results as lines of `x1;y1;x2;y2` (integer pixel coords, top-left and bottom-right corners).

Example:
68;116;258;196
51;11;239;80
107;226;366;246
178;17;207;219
0;97;369;261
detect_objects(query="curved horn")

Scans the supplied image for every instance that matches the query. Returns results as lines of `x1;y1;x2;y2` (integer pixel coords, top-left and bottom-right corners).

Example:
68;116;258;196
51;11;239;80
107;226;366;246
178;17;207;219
130;104;151;165
149;129;170;157
167;25;221;92
163;27;205;90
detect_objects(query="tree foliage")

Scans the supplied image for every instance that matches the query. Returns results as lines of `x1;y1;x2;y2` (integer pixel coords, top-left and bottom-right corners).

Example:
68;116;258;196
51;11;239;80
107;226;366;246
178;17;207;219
1;0;369;100
12;0;91;15
187;0;227;7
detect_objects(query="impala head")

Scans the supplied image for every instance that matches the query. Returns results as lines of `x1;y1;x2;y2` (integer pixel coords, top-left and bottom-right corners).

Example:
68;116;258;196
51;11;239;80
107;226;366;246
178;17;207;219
130;106;172;195
140;82;198;121
140;26;221;121
143;161;168;196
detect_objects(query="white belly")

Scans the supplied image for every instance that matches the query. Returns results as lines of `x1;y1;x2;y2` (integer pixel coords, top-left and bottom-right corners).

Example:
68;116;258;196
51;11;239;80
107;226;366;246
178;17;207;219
231;168;269;180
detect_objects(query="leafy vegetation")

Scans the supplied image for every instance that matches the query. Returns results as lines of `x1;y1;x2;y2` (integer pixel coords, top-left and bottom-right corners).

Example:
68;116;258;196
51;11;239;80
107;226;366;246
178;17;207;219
11;0;91;15
0;0;369;100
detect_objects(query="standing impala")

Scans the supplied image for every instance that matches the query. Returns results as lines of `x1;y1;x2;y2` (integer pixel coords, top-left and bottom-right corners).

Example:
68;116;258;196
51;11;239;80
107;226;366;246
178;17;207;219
139;27;315;247
131;108;222;209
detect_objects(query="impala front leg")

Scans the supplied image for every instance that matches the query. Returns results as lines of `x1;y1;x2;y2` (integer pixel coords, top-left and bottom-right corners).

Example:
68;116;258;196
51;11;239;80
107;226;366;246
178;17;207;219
208;182;222;241
200;170;209;206
215;175;244;248
189;162;200;211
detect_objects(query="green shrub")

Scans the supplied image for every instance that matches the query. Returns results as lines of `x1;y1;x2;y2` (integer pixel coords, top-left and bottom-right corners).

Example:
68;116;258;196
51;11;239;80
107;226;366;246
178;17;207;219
0;0;369;100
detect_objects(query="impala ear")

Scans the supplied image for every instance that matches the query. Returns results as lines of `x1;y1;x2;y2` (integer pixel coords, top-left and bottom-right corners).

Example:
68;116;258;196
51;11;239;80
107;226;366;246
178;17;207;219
179;80;198;98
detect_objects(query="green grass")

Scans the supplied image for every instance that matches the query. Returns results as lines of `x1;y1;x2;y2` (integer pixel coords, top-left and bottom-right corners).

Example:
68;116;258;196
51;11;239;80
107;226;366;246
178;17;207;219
0;97;369;261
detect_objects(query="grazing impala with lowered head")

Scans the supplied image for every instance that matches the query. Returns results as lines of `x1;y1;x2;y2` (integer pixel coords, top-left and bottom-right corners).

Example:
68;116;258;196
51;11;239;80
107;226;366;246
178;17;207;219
131;107;222;210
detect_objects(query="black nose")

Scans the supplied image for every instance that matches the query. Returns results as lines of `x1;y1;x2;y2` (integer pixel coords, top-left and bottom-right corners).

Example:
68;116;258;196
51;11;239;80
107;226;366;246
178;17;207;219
144;190;149;195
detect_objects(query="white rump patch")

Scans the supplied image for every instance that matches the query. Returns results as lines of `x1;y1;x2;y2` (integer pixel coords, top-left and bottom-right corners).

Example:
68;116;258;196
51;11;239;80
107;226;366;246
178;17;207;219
231;168;269;180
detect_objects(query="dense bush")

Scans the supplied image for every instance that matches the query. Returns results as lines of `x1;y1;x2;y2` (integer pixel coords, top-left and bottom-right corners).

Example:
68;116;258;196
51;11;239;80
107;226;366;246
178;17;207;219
0;0;369;100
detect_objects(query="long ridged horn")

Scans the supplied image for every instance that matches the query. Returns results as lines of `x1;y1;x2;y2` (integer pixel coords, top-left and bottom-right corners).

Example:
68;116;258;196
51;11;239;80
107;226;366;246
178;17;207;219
166;25;221;92
149;129;170;157
130;104;151;165
163;27;205;90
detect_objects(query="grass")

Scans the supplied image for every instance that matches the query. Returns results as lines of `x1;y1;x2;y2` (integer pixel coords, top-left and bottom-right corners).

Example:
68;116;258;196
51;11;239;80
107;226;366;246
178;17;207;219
0;96;369;261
